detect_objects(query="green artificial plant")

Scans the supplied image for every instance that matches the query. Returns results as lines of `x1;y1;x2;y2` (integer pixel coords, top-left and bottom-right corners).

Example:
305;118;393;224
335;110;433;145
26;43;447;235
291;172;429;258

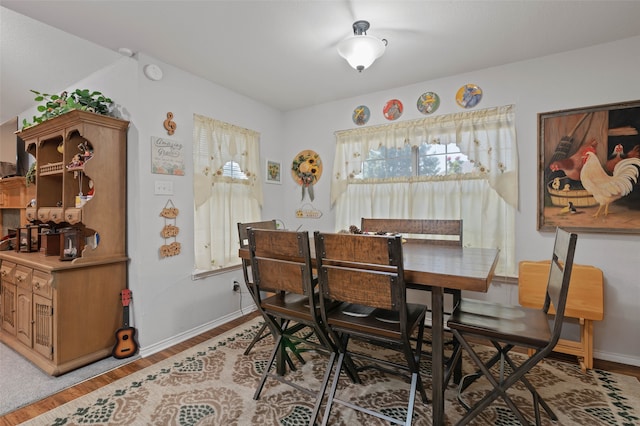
22;89;113;129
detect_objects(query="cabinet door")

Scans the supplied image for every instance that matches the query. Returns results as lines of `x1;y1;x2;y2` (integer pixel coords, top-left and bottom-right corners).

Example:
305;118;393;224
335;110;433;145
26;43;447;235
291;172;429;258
33;294;53;360
1;281;17;335
16;286;33;347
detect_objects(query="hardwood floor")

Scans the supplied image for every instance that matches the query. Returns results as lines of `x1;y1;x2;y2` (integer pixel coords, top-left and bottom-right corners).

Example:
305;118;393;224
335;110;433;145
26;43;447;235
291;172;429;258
1;310;639;425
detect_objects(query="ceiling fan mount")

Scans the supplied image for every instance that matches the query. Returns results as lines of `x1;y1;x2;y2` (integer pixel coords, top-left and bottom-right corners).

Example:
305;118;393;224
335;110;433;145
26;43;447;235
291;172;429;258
352;20;370;35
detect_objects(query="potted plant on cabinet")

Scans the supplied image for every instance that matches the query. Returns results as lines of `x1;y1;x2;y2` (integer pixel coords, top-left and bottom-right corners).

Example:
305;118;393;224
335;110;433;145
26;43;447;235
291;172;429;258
21;89;114;129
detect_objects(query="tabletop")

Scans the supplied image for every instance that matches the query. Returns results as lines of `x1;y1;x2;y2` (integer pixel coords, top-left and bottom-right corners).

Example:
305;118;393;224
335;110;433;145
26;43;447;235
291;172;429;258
401;242;499;292
239;239;499;293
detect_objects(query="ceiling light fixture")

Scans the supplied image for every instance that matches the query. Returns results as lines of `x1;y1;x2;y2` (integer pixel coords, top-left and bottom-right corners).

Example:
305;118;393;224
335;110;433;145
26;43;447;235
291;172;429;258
337;20;387;72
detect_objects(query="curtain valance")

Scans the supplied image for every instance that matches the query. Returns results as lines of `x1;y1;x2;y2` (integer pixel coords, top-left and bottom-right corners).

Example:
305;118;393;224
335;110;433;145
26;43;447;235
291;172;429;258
193;113;263;207
331;105;518;208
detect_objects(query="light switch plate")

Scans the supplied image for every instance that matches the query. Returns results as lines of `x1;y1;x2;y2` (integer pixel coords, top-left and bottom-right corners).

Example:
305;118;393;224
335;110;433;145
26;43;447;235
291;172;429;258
154;180;173;195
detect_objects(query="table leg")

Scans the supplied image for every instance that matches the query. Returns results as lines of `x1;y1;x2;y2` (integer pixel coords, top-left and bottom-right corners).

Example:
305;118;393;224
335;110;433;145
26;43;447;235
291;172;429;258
431;286;444;425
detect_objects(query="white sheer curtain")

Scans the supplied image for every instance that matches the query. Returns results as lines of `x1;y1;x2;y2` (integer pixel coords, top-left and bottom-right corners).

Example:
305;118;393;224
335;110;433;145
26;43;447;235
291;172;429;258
193;114;262;272
333;105;518;276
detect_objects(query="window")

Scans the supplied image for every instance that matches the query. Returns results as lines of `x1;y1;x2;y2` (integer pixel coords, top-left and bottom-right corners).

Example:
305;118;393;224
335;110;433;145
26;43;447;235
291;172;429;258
358;143;474;179
331;106;518;276
193;114;262;275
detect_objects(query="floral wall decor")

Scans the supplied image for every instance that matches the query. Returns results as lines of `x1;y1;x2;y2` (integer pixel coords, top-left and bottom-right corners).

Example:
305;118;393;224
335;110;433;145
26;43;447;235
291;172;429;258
291;150;322;201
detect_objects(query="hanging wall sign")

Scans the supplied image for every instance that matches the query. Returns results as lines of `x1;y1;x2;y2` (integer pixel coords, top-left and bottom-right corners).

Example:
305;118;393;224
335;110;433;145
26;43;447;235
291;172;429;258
159;199;181;258
295;204;323;219
151;136;185;176
291;150;322;201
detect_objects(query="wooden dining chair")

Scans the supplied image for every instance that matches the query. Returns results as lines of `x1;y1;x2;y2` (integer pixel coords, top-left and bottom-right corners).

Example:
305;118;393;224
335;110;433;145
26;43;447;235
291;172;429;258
447;227;578;426
248;228;352;424
237;220;278;355
314;231;429;426
360;218;464;379
360;218;463;246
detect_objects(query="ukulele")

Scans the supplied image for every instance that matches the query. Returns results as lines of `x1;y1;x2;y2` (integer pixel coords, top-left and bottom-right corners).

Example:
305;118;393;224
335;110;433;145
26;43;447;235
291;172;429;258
112;289;139;359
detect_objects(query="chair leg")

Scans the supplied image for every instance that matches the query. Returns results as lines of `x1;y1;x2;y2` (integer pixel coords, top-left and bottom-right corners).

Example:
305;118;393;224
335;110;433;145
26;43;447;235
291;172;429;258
321;351;344;426
311;350;337;424
254;333;284;400
502;350;558;422
244;322;270;355
452;331;536;426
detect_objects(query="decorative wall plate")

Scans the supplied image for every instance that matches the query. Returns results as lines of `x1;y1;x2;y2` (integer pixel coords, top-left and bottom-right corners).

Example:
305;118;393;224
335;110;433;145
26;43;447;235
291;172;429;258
352;105;370;126
417;92;440;115
455;84;483;109
383;99;403;121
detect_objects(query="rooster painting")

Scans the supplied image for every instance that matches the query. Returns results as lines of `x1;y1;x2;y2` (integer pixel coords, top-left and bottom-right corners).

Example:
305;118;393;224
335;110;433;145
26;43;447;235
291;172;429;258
580;149;640;217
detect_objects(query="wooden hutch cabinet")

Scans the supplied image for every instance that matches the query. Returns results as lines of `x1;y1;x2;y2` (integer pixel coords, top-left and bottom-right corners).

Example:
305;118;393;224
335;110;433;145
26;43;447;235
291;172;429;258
0;110;129;376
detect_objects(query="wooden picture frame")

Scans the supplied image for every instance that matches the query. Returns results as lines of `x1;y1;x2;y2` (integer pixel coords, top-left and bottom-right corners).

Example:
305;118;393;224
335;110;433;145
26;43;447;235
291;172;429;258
538;100;640;233
265;159;282;184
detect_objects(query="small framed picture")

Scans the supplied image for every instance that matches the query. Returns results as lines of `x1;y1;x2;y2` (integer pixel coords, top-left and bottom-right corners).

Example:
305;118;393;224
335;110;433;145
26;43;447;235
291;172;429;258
265;159;282;184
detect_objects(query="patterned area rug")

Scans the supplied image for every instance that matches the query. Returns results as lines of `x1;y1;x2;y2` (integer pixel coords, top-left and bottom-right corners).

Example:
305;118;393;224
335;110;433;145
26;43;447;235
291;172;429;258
22;318;640;425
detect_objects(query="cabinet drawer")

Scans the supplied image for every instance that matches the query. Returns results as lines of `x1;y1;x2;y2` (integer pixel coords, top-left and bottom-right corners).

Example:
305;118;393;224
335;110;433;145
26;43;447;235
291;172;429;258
37;208;51;222
26;207;37;222
64;208;82;225
0;261;16;283
15;266;33;290
49;208;64;224
32;270;53;299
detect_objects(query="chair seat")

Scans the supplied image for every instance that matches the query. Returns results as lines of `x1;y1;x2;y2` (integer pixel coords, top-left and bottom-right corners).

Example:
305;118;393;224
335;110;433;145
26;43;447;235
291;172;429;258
448;299;551;348
262;293;312;319
328;302;427;341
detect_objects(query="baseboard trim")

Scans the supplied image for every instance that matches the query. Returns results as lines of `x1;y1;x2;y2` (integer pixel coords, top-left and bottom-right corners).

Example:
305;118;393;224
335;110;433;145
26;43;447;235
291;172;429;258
138;306;257;358
594;350;640;368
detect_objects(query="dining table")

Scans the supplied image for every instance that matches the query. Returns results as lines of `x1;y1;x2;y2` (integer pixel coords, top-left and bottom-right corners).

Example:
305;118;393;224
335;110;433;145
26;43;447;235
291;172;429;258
239;238;500;426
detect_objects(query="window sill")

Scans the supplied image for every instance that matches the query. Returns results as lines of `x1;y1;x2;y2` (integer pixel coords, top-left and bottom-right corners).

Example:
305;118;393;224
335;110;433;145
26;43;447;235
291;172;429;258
192;264;241;281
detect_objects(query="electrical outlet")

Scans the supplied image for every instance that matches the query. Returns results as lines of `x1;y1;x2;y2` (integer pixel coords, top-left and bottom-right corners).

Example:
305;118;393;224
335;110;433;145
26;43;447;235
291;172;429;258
233;280;241;293
154;180;173;195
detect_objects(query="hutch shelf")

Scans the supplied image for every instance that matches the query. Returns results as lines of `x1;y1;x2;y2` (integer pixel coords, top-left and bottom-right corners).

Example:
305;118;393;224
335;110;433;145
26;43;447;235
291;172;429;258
0;110;129;376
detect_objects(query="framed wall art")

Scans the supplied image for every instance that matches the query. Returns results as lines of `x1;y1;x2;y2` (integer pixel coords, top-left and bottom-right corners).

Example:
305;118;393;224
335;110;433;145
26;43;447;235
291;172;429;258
538;100;640;233
151;136;185;176
265;159;282;184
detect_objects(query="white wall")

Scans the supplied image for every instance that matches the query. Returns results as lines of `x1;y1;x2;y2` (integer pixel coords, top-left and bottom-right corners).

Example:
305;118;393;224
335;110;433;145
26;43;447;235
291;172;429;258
282;36;640;366
16;32;640;365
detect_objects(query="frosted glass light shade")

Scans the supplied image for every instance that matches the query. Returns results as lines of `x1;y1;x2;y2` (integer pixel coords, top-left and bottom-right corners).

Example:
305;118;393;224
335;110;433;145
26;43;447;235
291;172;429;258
337;35;386;72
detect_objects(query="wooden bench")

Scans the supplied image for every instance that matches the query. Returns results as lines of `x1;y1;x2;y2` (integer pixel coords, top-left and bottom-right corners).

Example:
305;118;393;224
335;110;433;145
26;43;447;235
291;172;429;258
518;260;603;372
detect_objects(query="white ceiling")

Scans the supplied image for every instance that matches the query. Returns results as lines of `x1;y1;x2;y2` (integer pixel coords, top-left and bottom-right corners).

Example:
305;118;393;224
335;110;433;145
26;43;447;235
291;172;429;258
2;1;640;124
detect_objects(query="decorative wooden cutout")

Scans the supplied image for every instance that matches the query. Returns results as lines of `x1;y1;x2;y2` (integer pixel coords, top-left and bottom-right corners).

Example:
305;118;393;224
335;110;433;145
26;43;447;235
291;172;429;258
163;112;177;135
159;199;181;257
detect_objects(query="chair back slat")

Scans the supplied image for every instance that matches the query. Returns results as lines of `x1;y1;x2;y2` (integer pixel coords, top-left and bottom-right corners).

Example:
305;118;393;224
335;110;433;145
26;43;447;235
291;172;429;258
249;228;312;296
315;232;405;312
361;218;462;246
319;232;400;266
